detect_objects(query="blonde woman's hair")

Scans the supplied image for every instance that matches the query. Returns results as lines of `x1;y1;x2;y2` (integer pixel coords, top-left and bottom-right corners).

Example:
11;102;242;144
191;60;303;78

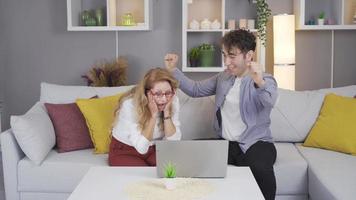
114;68;179;131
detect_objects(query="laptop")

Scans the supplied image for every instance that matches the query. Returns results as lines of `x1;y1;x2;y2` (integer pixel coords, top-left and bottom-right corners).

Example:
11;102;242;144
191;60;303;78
156;140;228;178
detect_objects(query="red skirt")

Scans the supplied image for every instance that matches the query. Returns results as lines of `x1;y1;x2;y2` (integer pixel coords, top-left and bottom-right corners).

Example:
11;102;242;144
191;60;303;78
108;137;156;166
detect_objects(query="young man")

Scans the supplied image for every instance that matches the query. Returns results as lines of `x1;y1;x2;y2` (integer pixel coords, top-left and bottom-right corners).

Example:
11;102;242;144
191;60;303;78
165;29;278;200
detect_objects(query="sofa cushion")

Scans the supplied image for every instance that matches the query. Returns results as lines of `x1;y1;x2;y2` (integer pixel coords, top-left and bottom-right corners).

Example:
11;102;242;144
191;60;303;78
93;85;134;97
274;143;308;195
303;93;356;155
10;102;55;165
45;103;94;153
18;149;107;193
296;144;356;200
40;82;134;104
317;85;356;97
76;94;123;154
40;82;97;104
177;90;218;140
270;89;324;142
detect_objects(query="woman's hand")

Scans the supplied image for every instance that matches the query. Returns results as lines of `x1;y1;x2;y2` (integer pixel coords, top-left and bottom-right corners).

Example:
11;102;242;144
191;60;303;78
147;91;159;118
163;90;176;117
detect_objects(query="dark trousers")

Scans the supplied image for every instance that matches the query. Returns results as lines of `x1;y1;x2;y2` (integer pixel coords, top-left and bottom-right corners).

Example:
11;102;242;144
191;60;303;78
228;141;277;200
108;137;156;166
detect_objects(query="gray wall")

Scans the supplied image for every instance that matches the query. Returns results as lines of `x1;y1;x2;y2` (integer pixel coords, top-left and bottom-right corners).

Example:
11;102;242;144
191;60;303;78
0;0;4;131
0;0;355;130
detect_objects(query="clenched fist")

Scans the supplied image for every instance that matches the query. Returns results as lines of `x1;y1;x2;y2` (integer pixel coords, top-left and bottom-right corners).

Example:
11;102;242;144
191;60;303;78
164;53;179;72
248;62;265;87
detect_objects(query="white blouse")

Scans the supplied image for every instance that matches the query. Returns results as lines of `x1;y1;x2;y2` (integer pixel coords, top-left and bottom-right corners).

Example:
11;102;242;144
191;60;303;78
112;96;181;154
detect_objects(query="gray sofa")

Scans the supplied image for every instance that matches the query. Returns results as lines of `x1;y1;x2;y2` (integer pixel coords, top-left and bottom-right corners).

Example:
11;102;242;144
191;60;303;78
1;83;356;200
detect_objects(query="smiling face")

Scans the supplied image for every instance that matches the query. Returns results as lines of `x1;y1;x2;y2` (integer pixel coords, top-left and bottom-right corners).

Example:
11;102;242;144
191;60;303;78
222;45;253;77
150;81;174;111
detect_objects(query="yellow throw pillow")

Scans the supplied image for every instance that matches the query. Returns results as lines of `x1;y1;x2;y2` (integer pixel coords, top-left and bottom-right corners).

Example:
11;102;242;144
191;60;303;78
76;94;122;154
303;93;356;155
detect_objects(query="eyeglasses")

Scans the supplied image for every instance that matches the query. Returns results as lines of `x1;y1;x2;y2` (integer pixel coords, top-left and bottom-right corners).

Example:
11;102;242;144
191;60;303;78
150;90;174;99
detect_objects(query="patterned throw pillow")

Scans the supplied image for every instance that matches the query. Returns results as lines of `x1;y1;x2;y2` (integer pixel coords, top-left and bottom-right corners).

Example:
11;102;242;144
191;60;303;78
45;103;94;153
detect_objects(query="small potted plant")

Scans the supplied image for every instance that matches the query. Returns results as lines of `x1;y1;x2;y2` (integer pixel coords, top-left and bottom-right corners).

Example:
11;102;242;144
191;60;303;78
163;162;176;190
318;11;325;25
199;43;215;67
189;47;200;67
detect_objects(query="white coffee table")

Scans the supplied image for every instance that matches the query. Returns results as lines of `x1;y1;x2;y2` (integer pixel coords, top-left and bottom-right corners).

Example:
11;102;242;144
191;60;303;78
68;166;264;200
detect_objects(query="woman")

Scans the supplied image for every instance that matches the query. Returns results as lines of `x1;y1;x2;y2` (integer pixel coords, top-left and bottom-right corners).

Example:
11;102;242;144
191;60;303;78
109;68;181;166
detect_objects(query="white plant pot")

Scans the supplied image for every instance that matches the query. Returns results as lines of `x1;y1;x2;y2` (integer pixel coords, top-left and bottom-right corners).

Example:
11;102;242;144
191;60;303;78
318;18;324;25
164;178;176;190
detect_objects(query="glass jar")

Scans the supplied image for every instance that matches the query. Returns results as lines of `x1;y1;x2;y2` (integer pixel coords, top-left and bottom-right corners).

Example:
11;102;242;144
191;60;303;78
121;13;135;26
81;10;91;26
95;8;105;26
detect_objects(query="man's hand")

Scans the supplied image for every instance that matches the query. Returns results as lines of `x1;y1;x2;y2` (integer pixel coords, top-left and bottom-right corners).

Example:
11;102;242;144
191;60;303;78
248;62;265;87
164;53;179;72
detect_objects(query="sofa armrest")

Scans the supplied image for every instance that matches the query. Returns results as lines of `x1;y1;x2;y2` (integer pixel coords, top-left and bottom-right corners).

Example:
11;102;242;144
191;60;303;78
1;129;24;200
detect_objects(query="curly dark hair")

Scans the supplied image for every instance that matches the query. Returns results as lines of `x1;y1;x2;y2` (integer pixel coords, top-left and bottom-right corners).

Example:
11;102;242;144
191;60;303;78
221;29;256;54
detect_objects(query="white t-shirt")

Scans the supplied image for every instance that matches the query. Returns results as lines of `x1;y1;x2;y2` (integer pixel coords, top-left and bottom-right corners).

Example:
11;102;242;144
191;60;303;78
221;77;247;141
112;96;181;154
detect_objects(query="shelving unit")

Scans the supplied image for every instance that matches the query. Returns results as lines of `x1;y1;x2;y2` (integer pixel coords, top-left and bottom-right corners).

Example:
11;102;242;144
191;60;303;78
294;0;356;30
294;0;356;87
67;0;151;31
182;0;265;72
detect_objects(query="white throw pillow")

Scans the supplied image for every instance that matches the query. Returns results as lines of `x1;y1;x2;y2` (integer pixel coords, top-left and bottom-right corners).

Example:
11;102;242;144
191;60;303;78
10;102;55;165
270;88;325;142
40;82;97;103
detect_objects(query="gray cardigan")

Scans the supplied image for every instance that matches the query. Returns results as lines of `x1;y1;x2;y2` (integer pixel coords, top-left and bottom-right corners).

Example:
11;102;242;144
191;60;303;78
173;69;278;152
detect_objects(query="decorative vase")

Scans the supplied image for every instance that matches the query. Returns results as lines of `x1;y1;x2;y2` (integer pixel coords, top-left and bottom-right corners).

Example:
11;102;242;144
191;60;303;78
200;18;211;29
164;178;176;190
85;17;97;26
211;19;221;29
122;13;136;26
239;19;247;29
228;19;236;30
200;49;215;67
81;10;91;26
95;8;105;26
189;19;200;29
317;18;324;25
247;19;255;29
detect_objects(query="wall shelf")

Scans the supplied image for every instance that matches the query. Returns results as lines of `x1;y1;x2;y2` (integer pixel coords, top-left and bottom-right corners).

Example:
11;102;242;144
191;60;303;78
67;0;151;31
294;0;356;30
182;0;265;72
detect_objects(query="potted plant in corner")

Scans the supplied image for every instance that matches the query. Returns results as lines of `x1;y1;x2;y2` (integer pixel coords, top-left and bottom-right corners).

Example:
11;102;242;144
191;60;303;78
318;11;325;25
189;47;200;67
199;43;215;67
163;162;177;190
81;57;128;87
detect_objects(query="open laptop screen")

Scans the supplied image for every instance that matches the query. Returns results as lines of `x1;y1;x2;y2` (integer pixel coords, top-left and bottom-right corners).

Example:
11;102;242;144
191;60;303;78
156;140;228;178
